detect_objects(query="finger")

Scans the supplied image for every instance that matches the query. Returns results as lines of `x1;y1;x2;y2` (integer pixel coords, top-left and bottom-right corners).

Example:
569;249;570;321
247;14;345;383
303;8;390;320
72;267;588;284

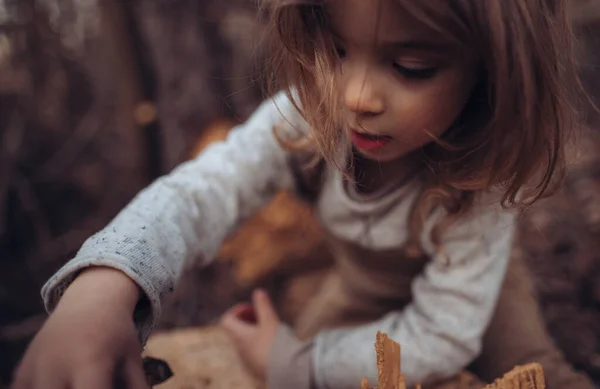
10;376;31;389
221;302;256;326
234;304;257;324
11;363;33;389
71;365;115;389
29;372;66;389
22;359;73;389
11;375;34;389
252;289;279;324
125;357;150;389
224;302;254;320
220;304;243;326
220;311;254;341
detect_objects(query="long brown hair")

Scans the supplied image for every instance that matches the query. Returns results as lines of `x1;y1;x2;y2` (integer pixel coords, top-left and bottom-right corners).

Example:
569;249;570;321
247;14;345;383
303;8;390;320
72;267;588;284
262;0;586;254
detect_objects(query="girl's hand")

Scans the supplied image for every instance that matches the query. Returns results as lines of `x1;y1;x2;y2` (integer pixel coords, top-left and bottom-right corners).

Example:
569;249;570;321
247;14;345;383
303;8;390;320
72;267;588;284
11;267;147;389
220;289;280;379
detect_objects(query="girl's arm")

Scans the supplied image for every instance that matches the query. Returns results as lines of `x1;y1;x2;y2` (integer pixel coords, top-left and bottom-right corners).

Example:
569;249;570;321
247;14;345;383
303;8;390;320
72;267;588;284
267;204;516;389
41;91;307;344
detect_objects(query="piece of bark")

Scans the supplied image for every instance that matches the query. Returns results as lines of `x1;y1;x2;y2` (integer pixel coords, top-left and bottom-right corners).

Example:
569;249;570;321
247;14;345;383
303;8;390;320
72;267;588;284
481;363;545;389
375;331;404;389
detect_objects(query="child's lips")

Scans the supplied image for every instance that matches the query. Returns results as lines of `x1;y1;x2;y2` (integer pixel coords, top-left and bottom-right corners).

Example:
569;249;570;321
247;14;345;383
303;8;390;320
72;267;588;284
350;129;393;151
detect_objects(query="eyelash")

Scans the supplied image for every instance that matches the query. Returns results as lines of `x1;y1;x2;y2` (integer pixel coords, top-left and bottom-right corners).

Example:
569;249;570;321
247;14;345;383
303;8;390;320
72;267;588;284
392;64;438;80
335;46;346;58
334;45;438;80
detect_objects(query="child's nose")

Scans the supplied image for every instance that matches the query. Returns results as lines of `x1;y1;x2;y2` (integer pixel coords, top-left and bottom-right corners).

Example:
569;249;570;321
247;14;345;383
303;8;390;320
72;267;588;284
344;70;385;116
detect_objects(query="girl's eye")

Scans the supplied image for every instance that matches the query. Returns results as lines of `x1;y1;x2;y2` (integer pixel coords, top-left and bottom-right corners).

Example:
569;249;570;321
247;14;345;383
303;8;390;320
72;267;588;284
393;63;438;80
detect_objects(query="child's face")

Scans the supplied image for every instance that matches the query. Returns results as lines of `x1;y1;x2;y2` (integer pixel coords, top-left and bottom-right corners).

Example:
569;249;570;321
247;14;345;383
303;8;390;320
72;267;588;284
328;0;479;162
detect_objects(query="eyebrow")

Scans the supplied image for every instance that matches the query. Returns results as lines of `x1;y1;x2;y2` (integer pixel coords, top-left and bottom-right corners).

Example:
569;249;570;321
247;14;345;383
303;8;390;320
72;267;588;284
378;40;453;52
331;30;453;53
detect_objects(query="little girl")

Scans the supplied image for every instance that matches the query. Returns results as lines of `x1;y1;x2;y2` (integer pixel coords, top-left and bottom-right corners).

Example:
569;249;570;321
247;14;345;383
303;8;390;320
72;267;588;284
12;0;596;388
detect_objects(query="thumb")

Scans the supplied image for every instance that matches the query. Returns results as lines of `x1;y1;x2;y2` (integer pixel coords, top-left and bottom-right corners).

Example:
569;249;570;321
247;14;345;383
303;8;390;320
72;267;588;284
252;289;279;325
123;357;151;389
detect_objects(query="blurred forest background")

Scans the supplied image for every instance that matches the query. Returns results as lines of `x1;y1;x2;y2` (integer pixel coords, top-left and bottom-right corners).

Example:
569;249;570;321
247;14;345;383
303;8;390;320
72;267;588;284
1;0;600;387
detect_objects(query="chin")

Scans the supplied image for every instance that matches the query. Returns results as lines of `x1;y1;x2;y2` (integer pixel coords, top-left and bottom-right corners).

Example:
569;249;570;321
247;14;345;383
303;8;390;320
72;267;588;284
355;147;411;163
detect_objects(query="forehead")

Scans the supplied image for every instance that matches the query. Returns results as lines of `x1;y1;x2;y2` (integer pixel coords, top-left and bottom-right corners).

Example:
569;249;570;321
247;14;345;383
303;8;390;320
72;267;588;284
326;0;440;45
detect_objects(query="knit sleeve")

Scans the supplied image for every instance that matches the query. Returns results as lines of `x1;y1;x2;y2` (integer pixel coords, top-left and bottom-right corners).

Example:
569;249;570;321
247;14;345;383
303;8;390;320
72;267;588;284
41;91;308;344
310;202;517;388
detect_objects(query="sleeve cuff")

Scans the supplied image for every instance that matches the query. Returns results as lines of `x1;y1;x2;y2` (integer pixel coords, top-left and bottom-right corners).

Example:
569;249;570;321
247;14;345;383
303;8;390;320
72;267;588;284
41;256;159;345
267;325;314;389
